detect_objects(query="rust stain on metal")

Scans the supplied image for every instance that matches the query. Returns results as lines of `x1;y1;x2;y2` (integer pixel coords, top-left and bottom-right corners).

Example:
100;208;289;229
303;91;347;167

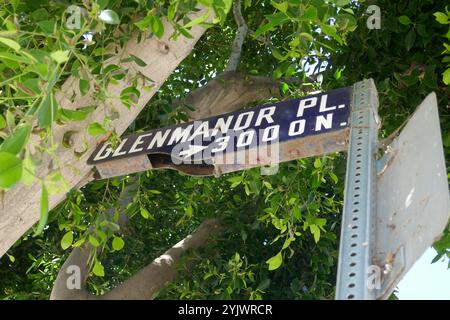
93;128;350;179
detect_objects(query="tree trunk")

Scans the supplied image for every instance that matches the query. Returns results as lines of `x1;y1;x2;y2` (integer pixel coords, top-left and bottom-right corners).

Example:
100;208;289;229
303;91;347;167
0;7;211;259
50;216;222;300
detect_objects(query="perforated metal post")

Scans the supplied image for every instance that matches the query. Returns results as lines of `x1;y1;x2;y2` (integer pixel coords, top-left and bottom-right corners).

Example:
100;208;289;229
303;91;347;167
336;79;379;300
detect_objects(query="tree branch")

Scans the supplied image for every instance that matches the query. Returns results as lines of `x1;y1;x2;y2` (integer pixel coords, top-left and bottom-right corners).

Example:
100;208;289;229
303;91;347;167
225;0;248;72
100;219;222;300
176;71;316;120
51;213;222;300
50;178;138;300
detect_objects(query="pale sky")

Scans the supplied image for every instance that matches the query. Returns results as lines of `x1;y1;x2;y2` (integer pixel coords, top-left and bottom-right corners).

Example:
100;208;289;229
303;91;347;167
397;247;450;300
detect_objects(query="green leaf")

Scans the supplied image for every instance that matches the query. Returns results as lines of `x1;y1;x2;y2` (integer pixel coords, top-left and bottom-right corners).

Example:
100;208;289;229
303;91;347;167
98;9;120;25
38;19;55;34
79;79;89;96
0;152;22;189
336;0;350;5
310;224;320;243
443;68;450;85
303;5;317;21
88;122;107;136
334;68;342;80
22;155;35;186
167;2;178;21
266;251;283;270
0;115;5;129
320;23;343;45
120;86;141;108
0;124;31;155
34;186;49;236
299;32;314;42
50;50;70;64
61;231;73;250
177;26;193;39
73;238;86;247
271;47;287;61
112;236;125;251
405;29;416;51
271;1;288;13
134;15;152;31
313;157;321;168
329;172;338;184
227;175;243;187
185;205;193;218
184;8;211;29
0;37;20;52
6;110;14;128
97;0;109;9
254;12;288;37
257;279;271;291
7;254;15;263
140;207;151;219
88;234;100;247
434;12;449;25
292;206;301;220
37;93;58;128
151;15;164;38
398;15;411;25
92;260;105;276
282;237;294;249
60;106;95;122
129;54;147;67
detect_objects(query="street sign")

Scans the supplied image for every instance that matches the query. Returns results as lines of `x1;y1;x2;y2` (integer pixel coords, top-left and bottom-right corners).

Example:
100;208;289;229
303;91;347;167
88;87;352;177
336;86;450;300
372;92;450;299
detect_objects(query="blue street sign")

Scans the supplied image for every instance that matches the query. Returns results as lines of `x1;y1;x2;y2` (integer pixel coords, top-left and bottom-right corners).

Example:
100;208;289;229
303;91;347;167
87;87;352;165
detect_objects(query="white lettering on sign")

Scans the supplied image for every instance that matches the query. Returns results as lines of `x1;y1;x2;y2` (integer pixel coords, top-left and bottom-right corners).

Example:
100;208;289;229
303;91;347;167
297;94;330;117
129;133;153;153
237;130;255;148
148;129;171;150
168;125;193;146
212;116;233;136
262;125;279;142
234;111;254;130
255;106;276;126
93;143;113;161
112;138;129;157
190;122;210;140
288;119;306;136
211;136;230;153
315;113;333;131
87;88;351;165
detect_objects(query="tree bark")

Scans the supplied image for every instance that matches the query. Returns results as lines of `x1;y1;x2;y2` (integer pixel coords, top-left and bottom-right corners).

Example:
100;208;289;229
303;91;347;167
50;178;137;300
50;215;221;300
0;7;211;259
101;219;222;300
178;71;283;119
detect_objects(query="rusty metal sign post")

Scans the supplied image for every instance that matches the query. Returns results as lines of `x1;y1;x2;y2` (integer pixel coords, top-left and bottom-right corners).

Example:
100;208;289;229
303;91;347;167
87;79;450;300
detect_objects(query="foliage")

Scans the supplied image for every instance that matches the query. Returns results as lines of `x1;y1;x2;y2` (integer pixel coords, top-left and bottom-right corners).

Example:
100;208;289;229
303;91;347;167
0;0;449;300
433;7;450;85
